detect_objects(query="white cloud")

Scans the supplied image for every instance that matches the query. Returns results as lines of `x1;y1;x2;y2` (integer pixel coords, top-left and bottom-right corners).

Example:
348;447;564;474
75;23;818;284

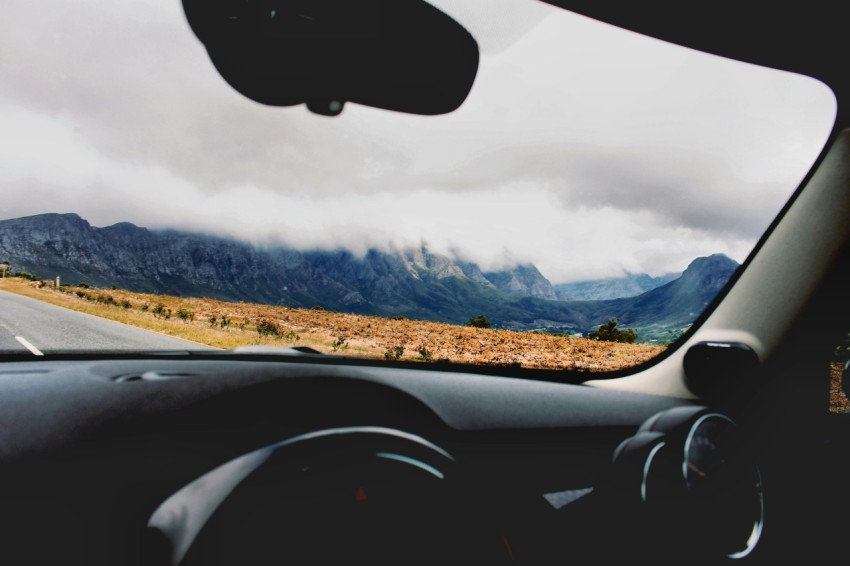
0;0;837;284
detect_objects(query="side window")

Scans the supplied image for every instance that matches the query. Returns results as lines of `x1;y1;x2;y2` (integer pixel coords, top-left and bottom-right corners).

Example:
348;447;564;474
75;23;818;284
830;332;850;413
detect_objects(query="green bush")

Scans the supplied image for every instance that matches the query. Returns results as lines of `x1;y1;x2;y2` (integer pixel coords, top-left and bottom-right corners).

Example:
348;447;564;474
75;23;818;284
384;345;405;360
588;318;638;343
256;318;281;337
208;315;231;329
466;315;491;329
176;308;194;322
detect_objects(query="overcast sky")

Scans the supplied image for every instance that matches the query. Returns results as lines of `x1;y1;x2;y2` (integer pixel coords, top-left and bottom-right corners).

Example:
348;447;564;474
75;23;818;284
0;0;836;283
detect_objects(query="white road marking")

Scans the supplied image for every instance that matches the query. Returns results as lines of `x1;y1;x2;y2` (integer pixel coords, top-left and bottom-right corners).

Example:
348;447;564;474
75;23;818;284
15;336;44;356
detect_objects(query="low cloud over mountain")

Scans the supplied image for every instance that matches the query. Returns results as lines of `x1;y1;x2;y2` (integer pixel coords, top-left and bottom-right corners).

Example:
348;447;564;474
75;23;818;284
0;213;739;342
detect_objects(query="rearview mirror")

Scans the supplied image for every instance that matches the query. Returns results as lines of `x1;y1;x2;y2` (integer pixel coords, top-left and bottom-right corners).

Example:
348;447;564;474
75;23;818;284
181;0;480;116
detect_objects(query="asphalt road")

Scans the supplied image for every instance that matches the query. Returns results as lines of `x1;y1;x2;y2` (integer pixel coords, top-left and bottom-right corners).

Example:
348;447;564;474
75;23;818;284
0;290;214;355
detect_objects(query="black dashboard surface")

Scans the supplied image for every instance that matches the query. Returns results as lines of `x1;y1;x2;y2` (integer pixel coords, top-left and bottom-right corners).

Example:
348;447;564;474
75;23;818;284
0;353;695;565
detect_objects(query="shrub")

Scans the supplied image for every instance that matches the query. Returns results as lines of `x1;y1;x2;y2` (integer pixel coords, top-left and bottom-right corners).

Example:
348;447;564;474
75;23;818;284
220;317;231;329
176;308;194;322
152;303;165;317
120;300;131;309
281;330;299;341
331;336;347;352
392;315;408;321
588;318;638;343
256;318;281;337
384;345;405;360
466;315;492;329
208;315;218;327
416;348;433;362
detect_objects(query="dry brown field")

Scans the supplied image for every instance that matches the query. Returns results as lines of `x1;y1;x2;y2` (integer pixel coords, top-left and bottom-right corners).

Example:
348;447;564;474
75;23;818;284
3;277;667;372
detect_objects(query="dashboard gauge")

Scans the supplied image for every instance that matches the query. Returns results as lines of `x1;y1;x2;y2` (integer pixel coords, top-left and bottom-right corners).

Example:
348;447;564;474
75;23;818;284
613;406;764;561
683;413;764;559
684;413;734;490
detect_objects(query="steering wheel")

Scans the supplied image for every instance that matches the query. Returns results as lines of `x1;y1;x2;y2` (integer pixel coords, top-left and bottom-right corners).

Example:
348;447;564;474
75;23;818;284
145;427;507;565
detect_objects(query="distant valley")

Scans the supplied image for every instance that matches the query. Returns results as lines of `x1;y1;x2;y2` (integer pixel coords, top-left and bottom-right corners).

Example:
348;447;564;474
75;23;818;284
0;213;740;343
554;272;681;301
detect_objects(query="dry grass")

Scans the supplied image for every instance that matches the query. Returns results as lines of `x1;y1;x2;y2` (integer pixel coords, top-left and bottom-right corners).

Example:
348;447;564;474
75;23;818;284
830;361;850;413
0;277;665;372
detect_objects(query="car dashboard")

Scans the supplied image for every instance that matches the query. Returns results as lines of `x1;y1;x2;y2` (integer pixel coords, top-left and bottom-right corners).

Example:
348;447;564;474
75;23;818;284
0;350;775;566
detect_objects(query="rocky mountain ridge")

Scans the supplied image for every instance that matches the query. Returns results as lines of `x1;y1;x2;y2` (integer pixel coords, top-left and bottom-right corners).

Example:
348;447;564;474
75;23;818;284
0;213;740;342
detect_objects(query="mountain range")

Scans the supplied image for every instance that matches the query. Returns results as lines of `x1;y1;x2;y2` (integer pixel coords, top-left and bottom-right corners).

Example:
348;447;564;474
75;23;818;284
554;272;681;301
0;213;740;343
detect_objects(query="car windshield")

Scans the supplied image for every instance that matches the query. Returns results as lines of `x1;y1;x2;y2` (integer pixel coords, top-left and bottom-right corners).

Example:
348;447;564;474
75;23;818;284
0;0;836;374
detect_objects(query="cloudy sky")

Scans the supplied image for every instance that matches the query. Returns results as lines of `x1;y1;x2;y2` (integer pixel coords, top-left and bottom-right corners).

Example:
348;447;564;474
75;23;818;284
0;0;836;283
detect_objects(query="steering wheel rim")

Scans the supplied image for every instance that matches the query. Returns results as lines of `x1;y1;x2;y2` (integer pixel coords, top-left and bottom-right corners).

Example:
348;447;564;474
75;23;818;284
145;426;461;565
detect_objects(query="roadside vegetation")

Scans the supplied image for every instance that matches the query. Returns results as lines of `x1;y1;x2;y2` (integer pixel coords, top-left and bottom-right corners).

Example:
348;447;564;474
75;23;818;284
0;277;665;372
588;318;638;343
831;332;850;413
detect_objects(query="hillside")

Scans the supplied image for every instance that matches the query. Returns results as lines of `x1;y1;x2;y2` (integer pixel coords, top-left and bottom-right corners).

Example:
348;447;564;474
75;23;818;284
575;254;741;342
0;213;739;342
0;213;560;321
0;277;665;372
